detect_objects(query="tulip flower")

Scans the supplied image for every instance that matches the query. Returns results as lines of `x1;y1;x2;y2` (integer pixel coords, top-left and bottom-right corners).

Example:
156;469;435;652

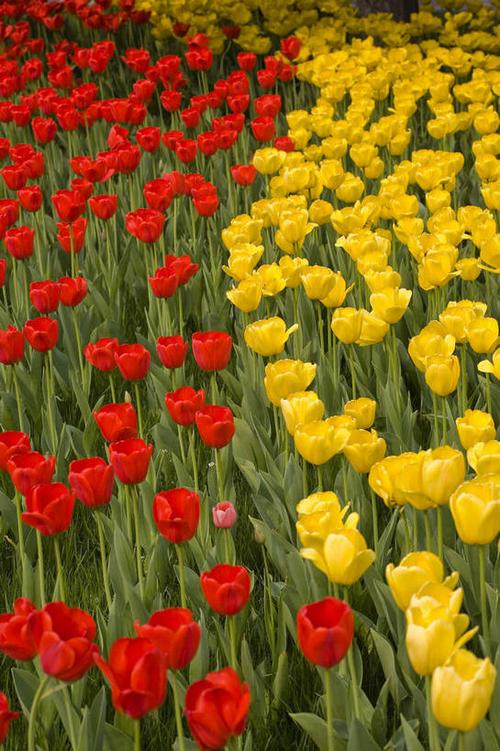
29;281;60;314
109;438;152;485
244;317;298;357
134;608;201;670
467;441;500;476
192;331;232;372
280;391;325;436
93;403;137;442
300;527;375;585
343;398;376;429
95;637;167;718
264;359;317;406
165;387;205;426
0;598;50;661
0;325;24;365
153;488;200;544
201;564;251;616
22;482;75;536
0;431;30;471
343;429;387;473
23;317;58;352
125;209;165;243
114;344;150;381
8;451;56;496
294;417;353;465
185;667;250;750
431;650;496;732
297;596;354;668
58;276;87;307
195;406;235;448
4;226;34;259
38;602;98;682
212;501;237;529
156;336;188;369
386;552;459;611
456;409;496;450
69;457;114;508
0;693;19;744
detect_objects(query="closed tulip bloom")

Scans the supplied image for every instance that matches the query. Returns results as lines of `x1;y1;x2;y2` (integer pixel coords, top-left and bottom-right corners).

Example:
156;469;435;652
69;457;114;507
109;438;152;485
153;488;200;544
405;590;477;676
148;267;179;298
296;491;349;519
56;218;87;254
467;440;500;476
23;317;58;352
343;429;386;473
195;406;235;448
280;391;325;435
200;564;251;616
319;272;351;309
212;501;237;529
431;650;496;733
88;194;118;220
343;398;376;429
39;602;98;682
192;331;232;372
296;500;359;548
0;325;24;365
0;432;30;471
4;226;34;259
0;693;19;743
156;336;188;369
93;403;137;442
450;475;500;545
58;276;87;307
114;344;150;381
0;598;50;661
297;596;354;668
356;310;390;346
226;278;263;313
17;186;43;213
466;317;499;354
370;287;412;324
165;387;205;427
29;281;60;313
424;354;460;396
125;209;165;243
301;266;338;301
294;417;353;465
95;637;167;718
8;451;55;496
22;482;75;536
386;552;459;611
244;317;298;357
331;307;363;344
264;359;317;406
456;410;496;450
409;322;456;373
134;608;200;670
84;337;119;372
301;527;375;585
421;447;466;506
185;667;250;750
52;189;86;222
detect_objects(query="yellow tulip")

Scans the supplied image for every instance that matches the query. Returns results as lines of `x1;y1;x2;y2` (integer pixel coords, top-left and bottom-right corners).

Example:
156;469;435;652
278;256;309;289
264;359;317;407
439;300;486;343
478;348;500;379
479;235;500;271
319;272;352;309
431;650;497;733
466;317;499;354
244;317;298;357
418;246;458;290
370;287;412;324
319;159;344;190
296;498;359;548
364;267;401;292
455;258;481;281
426;188;451;214
450;474;500;545
364;157;385;179
300;265;338;300
226;278;262;313
424;354;460;396
300;527;376;585
456;409;496;450
222;243;264;281
343;397;376;429
253;147;287;175
331;307;363;344
294;416;353;465
336;173;365;203
467;441;500;477
308;199;333;225
356;310;390;346
253;264;286;296
343;429;387;473
296;491;346;519
386;551;459;611
409;322;456;372
280;391;325;436
368;454;413;507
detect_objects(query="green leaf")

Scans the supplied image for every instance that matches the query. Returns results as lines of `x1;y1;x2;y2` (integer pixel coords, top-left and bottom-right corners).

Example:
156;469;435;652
12;668;39;715
400;715;425;751
104;723;134;751
290;712;328;751
347;718;381;750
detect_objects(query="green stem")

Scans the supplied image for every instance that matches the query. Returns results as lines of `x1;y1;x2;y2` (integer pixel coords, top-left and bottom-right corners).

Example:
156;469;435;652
485;374;492;415
210;372;218;404
171;671;186;751
224;529;232;564
215;449;225;501
370;489;379;549
132;487;145;600
11;366;24;431
96;512;112;611
324;668;335;751
436;507;443;560
53;536;66;601
431;391;439;448
28;675;50;751
479;545;490;655
317;465;323;492
177;424;186;462
424;512;432;553
459;345;467;415
134;382;144;438
36;531;45;606
47;352;57;454
15;491;27;593
108;373;116;402
189;429;199;493
63;687;77;749
441;397;447;444
458;732;465;751
71;308;85;387
229;615;238;671
348;348;357;399
346;644;361;720
133;719;140;751
176;544;186;608
425;675;440;751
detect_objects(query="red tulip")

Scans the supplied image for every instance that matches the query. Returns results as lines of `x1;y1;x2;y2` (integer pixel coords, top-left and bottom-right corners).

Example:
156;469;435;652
280;35;301;60
231;164;257;186
7;451;55;497
84;337;119;372
165;387;205;426
69;457;114;508
160;90;182;113
192;186;219;217
88;194;118;220
274;136;295;152
58;276;88;307
136;126;161;152
164;255;199;285
144;178;173;212
71;178;94;199
29;280;60;313
195;406;235;448
257;69;276;89
0;200;19;228
297;597;354;668
22;482;75;536
93;403;138;442
148;267;179;298
17;186;43;212
254;94;281;118
125;208;164;243
200;564;250;615
191;331;232;372
52;189;87;223
176;139;198;164
181;107;201;129
0;431;30;471
134;607;200;670
185;667;250;750
251;116;275;142
1;165;27;191
94;637;167;718
0;598;50;661
222;24;241;40
114;344;150;381
109;438;152;484
162;130;185;151
4;226;34;259
212;501;237;529
197;132;218;157
0;325;24;365
0;692;19;744
173;22;190;37
153;488;200;544
39;601;98;682
156;336;188;368
185;47;212;72
23;317;58;352
31;116;57;144
57;217;87;254
122;48;151;73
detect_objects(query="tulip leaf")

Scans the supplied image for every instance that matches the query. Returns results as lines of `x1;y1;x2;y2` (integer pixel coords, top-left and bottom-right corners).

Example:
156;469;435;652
399;715;425;751
370;629;405;707
289;712;329;751
347;718;381;750
12;668;39;716
104;723;134;751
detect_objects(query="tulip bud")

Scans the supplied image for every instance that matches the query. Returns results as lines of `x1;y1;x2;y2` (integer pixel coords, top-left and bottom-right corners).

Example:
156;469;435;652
212;501;237;529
